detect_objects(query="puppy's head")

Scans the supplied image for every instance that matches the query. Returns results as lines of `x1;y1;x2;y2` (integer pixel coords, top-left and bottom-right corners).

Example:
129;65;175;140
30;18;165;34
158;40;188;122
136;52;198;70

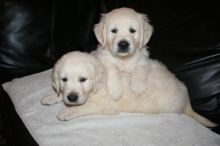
94;7;153;58
52;51;104;106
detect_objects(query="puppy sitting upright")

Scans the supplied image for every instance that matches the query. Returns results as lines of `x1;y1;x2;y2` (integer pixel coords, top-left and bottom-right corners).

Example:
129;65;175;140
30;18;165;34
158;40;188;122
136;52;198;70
93;7;153;100
92;8;217;127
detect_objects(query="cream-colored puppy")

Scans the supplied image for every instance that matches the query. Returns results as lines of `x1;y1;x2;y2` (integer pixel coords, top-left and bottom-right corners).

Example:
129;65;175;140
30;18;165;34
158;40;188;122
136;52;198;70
93;7;153;100
41;51;116;120
91;7;216;127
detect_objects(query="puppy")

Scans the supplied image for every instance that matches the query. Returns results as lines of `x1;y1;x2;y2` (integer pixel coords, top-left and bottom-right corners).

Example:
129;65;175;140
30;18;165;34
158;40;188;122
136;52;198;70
41;51;116;120
93;7;153;100
92;7;216;127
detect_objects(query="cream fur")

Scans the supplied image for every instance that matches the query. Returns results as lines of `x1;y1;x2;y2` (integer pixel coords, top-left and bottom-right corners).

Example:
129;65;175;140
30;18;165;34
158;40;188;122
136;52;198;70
93;8;153;100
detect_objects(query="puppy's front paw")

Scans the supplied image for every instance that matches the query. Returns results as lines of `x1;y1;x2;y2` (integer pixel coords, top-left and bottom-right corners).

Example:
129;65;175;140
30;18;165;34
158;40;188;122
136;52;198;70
57;108;78;121
131;78;148;95
108;81;122;101
41;95;62;105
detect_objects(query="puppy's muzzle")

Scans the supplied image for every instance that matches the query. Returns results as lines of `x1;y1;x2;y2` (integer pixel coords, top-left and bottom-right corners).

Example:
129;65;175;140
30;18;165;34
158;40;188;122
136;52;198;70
118;40;130;53
67;92;79;102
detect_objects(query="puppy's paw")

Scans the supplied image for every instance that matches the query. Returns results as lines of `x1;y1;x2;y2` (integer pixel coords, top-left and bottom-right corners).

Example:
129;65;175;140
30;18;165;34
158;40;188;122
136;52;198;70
131;78;148;95
108;81;122;101
57;108;79;121
41;95;62;105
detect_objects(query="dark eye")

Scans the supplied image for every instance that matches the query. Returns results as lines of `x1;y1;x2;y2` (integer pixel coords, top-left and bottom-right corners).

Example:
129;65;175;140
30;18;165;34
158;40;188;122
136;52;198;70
79;77;87;83
111;28;118;33
62;77;68;82
129;28;136;33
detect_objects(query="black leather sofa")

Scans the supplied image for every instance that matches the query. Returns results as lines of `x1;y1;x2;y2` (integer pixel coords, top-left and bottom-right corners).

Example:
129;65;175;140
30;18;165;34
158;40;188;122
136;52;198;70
0;0;219;145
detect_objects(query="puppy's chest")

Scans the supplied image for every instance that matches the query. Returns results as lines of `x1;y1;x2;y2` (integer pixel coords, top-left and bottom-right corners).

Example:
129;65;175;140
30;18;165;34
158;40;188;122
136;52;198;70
113;60;136;73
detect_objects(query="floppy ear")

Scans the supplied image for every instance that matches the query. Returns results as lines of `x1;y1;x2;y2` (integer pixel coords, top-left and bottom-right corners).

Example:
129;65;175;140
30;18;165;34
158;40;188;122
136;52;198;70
51;61;61;96
94;14;107;47
87;61;105;94
139;14;153;48
94;63;105;93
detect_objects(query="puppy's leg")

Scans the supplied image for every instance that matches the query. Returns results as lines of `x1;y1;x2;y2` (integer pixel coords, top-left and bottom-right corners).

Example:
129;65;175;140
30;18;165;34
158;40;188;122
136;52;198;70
131;66;150;95
57;103;118;121
107;65;122;100
41;94;63;105
94;50;122;100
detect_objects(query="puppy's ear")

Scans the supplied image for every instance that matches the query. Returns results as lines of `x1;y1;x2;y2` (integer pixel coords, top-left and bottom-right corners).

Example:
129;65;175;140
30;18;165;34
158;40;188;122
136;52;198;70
87;61;105;94
94;14;107;47
139;14;153;48
94;63;105;93
51;60;61;96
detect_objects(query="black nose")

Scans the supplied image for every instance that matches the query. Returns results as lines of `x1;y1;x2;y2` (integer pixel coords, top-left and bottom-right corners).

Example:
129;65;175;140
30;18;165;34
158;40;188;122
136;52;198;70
67;94;78;102
118;40;129;53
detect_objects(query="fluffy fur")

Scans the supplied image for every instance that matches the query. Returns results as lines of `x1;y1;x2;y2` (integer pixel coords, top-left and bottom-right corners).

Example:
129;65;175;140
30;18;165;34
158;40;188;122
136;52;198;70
93;7;153;100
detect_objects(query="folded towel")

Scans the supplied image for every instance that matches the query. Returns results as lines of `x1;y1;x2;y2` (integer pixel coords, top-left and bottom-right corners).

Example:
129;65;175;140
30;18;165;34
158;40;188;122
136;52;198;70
2;70;220;146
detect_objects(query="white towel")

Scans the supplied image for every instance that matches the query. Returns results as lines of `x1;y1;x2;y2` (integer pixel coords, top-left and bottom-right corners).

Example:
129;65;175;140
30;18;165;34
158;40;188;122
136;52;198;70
2;70;220;146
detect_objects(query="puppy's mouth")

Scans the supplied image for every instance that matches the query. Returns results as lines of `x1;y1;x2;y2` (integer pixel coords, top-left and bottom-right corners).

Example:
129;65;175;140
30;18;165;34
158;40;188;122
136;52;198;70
116;50;131;57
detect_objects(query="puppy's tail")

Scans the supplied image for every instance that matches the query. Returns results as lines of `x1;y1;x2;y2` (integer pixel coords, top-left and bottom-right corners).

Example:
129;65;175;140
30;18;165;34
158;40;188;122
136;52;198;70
184;102;217;127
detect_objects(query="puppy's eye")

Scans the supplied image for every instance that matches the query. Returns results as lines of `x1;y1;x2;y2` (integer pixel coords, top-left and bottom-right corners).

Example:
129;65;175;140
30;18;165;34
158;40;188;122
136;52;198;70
62;77;68;82
129;28;136;33
111;28;118;33
79;77;87;83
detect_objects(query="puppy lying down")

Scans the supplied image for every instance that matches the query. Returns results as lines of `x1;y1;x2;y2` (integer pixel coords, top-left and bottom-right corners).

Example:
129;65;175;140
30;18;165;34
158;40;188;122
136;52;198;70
41;52;114;120
41;51;216;127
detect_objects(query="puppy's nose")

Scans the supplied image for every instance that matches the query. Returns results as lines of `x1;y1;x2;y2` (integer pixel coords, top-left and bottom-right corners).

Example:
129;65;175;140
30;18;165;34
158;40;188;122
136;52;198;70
118;40;129;53
67;93;78;102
